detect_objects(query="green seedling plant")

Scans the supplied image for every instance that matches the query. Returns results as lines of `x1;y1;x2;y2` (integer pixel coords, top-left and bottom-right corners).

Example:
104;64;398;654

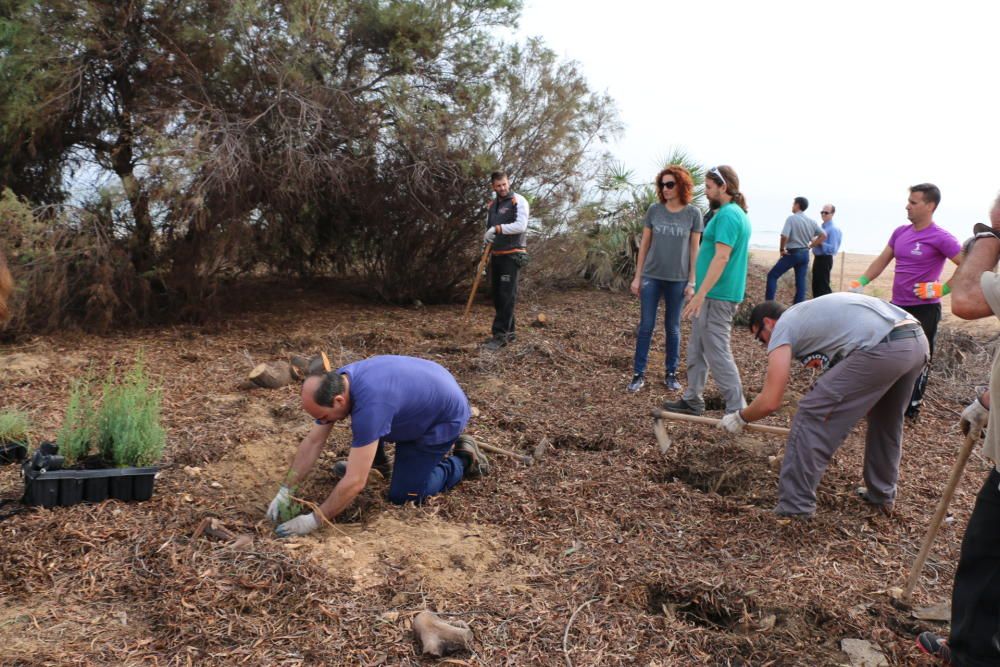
0;410;30;444
95;355;165;467
57;378;97;465
279;470;303;523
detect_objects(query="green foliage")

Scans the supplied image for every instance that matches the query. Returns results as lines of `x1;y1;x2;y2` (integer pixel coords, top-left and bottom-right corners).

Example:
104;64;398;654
94;356;165;467
57;378;98;465
0;409;30;444
279;471;302;522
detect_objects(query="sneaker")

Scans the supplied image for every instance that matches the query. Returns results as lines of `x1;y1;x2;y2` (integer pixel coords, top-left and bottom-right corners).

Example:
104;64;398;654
661;398;705;416
626;374;645;393
482;336;507;351
664;373;682;391
915;632;951;664
453;435;490;478
856;486;894;516
905;403;921;421
333;459;392;481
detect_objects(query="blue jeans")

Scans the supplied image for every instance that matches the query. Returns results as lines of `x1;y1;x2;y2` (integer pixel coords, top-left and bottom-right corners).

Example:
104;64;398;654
387;439;465;505
633;278;687;376
766;248;810;303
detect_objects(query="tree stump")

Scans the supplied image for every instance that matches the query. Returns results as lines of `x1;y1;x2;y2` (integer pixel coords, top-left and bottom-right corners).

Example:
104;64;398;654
249;362;293;389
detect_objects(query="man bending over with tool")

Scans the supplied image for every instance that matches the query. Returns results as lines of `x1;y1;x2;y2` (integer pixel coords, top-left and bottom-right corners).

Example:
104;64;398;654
917;202;1000;666
265;355;490;537
719;293;928;518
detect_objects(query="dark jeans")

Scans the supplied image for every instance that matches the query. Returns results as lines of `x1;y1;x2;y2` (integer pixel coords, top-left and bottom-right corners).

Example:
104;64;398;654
633;277;686;376
490;254;520;339
386;438;465;505
897;302;941;412
766;248;810;303
949;467;1000;667
811;254;834;297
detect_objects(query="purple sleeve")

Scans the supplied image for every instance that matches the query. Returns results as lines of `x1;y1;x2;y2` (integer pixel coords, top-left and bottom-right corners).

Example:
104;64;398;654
887;225;904;249
935;229;962;259
349;402;393;447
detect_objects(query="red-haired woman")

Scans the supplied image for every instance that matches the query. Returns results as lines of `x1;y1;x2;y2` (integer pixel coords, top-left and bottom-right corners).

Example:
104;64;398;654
627;165;703;393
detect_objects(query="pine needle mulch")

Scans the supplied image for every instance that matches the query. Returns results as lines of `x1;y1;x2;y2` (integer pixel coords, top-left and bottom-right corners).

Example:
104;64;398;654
0;271;995;666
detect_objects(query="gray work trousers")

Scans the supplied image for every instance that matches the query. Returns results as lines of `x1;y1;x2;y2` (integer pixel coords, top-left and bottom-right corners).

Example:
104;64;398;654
682;298;745;412
775;333;929;515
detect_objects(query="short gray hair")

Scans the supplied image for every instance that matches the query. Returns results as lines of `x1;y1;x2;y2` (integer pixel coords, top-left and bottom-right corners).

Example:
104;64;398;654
314;372;346;407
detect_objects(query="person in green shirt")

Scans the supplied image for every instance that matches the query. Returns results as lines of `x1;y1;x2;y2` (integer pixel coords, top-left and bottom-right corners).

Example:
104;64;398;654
663;165;751;415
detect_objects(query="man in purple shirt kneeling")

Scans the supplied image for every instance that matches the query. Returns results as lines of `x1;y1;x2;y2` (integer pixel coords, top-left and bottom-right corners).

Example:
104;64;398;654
265;355;490;537
849;183;962;419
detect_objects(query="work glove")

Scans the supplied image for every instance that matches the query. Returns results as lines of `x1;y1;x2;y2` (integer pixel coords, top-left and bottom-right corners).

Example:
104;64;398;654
960;398;989;436
914;281;947;299
275;511;319;538
483;226;497;244
848;279;866;293
265;485;291;523
718;411;747;434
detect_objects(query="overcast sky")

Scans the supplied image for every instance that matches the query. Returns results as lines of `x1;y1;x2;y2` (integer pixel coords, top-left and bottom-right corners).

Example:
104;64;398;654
515;0;1000;254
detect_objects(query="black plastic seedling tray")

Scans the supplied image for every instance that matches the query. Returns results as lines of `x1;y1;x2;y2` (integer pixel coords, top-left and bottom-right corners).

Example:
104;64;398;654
0;441;28;464
22;464;158;508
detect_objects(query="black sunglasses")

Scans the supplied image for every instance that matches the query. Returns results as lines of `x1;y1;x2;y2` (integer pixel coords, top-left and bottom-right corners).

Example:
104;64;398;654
821;210;832;215
659;181;676;189
753;324;767;345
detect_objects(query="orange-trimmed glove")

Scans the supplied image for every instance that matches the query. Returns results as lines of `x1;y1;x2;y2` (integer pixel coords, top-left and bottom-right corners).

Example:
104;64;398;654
848;276;869;293
914;281;949;299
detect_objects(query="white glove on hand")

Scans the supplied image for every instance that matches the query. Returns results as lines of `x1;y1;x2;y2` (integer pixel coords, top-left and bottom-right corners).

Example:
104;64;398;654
961;398;989;436
848;279;866;293
719;411;747;434
275;511;319;538
265;485;290;523
484;226;497;244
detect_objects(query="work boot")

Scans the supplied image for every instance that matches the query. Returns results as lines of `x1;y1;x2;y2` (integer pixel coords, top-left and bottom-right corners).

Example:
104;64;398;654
664;373;682;391
661;397;705;416
915;632;951;664
482;336;507;352
626;374;645;393
774;508;814;521
453;435;490;478
856;486;894;516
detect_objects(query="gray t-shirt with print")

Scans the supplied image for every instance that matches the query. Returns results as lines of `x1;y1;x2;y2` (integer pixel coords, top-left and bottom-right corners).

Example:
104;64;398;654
781;212;823;250
767;293;915;367
641;203;704;282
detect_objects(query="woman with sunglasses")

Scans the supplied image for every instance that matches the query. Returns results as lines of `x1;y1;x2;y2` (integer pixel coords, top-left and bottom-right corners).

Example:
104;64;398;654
627;165;703;393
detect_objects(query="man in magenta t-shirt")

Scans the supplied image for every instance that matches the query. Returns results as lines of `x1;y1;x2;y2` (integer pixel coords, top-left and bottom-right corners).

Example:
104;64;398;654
849;183;962;418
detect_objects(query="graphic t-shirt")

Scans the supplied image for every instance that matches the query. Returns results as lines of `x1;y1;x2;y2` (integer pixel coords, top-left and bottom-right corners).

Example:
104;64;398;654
888;223;961;306
694;202;751;303
641;203;704;281
339;356;470;447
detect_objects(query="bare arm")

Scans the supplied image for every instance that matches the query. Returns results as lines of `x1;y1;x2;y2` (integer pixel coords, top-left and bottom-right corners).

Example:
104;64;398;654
688;232;702;286
318;440;378;520
808;231;828;249
682;242;732;319
860;245;895;282
951;237;1000;319
285;423;333;487
631;228;653;295
779;234;788;255
741;346;792;422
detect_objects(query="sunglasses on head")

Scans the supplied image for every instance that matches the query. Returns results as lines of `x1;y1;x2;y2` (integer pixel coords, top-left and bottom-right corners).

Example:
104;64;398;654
659;181;676;189
708;166;727;189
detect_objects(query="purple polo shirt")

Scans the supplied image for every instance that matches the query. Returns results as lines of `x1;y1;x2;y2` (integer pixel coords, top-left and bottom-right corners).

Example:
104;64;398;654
888;223;961;306
339;356;470;448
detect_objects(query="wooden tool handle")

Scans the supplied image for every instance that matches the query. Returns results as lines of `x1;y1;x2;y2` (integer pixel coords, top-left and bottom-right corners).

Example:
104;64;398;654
900;428;978;601
463;243;492;319
478;440;533;466
651;408;791;437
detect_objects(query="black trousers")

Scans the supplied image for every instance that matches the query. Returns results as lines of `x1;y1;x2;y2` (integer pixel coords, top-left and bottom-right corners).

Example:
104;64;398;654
949;467;1000;667
897;302;941;411
811;254;834;297
490;254;520;339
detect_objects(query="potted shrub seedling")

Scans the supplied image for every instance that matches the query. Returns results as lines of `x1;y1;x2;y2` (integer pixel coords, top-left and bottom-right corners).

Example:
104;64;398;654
0;410;30;463
23;355;165;508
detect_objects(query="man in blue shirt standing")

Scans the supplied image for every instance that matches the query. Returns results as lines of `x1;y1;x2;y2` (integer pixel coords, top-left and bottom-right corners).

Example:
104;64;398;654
265;355;490;537
812;203;842;297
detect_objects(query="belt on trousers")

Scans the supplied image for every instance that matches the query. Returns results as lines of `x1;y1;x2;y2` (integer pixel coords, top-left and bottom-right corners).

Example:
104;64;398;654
879;322;922;344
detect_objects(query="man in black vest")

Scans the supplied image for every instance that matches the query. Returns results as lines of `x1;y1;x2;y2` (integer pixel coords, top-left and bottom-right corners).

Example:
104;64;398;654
483;171;529;351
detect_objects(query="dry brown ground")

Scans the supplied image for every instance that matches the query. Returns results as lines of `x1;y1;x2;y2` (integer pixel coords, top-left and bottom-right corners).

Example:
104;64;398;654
0;268;997;666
